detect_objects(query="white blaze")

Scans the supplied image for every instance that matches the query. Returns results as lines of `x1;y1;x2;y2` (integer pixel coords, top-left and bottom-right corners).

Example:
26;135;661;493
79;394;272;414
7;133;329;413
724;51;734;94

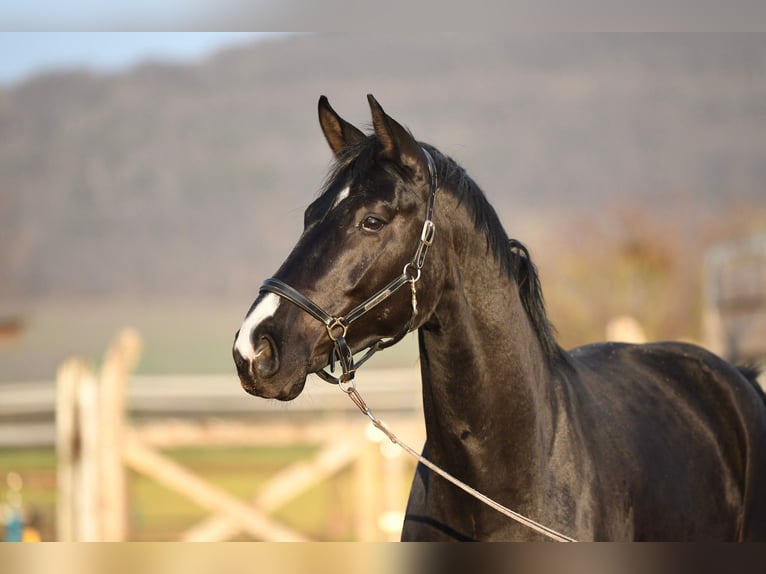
331;186;350;210
234;293;281;360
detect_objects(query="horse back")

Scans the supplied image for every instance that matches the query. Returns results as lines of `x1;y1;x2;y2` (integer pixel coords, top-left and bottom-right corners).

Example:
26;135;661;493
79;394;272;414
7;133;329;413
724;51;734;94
568;341;766;540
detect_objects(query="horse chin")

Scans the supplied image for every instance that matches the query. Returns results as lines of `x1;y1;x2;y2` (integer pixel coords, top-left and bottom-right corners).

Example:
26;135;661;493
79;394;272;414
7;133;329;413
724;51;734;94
239;374;307;401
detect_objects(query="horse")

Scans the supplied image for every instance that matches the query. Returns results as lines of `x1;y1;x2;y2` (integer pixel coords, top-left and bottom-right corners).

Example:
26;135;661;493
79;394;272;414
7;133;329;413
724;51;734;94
233;94;766;541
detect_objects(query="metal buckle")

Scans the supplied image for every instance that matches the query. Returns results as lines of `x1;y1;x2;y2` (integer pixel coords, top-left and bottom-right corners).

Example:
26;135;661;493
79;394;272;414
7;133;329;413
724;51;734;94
411;221;436;269
420;220;436;246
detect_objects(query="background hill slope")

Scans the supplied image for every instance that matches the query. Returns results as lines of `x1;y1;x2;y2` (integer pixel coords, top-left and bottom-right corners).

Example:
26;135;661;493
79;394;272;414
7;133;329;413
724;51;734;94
1;33;765;368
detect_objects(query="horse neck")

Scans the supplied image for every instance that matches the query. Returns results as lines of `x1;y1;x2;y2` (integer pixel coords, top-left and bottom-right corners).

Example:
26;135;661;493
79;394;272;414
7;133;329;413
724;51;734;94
418;190;558;487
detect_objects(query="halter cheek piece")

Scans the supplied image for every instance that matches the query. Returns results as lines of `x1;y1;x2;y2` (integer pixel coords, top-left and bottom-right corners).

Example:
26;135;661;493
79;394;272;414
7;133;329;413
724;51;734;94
259;148;438;391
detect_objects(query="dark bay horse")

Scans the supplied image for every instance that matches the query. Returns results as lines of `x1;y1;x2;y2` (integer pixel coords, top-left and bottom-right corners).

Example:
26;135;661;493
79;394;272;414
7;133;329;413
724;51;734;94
233;95;766;541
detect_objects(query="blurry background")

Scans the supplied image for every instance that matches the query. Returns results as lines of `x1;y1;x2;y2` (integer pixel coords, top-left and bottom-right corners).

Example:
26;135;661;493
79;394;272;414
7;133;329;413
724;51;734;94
1;33;765;541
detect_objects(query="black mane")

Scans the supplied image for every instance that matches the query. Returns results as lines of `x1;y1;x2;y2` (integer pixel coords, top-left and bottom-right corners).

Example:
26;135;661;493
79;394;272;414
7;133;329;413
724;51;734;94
424;144;563;362
320;136;563;362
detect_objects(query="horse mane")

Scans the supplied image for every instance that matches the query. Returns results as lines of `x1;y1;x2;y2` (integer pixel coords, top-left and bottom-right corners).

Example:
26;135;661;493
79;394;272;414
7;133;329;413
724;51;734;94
319;136;563;362
424;145;563;362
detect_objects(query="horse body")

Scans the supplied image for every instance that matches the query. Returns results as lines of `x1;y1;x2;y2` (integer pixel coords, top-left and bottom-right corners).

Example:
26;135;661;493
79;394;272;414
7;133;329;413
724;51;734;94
407;331;766;540
234;95;766;541
402;182;766;540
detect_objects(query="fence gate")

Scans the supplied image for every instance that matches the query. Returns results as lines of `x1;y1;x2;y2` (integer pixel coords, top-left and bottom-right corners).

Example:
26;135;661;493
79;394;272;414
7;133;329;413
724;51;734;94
56;329;421;541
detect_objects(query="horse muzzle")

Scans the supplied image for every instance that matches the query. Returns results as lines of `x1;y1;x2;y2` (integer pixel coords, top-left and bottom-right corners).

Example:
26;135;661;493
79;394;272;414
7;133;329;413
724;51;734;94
232;328;308;401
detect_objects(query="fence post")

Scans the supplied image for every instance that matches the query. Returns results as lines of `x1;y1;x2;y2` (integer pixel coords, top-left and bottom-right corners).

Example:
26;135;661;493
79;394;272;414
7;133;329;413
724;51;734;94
56;329;142;541
55;357;87;541
76;367;101;541
99;328;142;541
55;356;100;541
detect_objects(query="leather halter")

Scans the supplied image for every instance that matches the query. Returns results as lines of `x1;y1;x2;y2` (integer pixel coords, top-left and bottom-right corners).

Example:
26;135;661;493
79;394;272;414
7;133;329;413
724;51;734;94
259;148;438;388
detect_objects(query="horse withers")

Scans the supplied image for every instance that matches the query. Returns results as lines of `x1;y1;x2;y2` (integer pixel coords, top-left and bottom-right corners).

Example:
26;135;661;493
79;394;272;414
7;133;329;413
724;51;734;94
233;95;766;541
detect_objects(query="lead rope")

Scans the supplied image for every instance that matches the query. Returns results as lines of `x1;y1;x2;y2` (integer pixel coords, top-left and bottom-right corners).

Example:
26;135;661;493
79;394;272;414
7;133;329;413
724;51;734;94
340;382;577;542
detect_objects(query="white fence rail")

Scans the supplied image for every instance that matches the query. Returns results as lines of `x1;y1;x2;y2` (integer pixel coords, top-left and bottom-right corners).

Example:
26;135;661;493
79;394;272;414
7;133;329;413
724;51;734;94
0;368;423;448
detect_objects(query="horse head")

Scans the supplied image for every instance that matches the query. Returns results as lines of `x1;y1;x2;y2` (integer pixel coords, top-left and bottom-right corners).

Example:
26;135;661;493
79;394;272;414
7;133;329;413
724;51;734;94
233;95;444;400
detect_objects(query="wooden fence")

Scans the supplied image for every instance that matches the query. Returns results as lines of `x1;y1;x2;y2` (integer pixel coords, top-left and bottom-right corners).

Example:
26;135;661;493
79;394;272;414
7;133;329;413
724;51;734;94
54;329;423;541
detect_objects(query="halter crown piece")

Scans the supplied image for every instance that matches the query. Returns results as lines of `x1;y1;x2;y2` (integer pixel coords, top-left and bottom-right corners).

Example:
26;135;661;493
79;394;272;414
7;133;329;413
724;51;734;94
259;148;439;391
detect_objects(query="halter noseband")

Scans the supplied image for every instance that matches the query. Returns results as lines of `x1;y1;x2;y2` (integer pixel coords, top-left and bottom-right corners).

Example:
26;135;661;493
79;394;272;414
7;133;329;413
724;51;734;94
259;148;438;390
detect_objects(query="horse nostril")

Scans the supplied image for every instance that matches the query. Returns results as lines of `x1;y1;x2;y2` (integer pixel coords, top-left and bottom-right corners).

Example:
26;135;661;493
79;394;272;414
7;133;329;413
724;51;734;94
252;335;279;379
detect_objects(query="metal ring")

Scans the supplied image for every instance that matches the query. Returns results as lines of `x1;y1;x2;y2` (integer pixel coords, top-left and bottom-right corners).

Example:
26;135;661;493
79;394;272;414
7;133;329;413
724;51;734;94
403;263;421;283
338;373;357;393
326;318;348;341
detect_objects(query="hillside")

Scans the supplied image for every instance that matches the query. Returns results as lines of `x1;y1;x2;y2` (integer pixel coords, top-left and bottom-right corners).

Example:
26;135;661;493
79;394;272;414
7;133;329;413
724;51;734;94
1;33;766;345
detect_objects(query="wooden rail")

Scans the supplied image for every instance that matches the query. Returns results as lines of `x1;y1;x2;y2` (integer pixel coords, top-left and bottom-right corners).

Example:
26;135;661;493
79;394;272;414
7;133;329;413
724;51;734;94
0;370;422;447
42;329;424;541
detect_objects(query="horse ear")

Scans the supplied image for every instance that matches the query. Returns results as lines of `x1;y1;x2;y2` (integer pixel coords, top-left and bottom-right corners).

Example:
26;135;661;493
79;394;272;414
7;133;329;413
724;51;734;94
318;95;365;158
367;94;428;181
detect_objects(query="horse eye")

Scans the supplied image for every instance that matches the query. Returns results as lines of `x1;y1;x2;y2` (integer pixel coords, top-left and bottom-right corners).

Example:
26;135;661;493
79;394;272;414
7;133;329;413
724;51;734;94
360;215;386;233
